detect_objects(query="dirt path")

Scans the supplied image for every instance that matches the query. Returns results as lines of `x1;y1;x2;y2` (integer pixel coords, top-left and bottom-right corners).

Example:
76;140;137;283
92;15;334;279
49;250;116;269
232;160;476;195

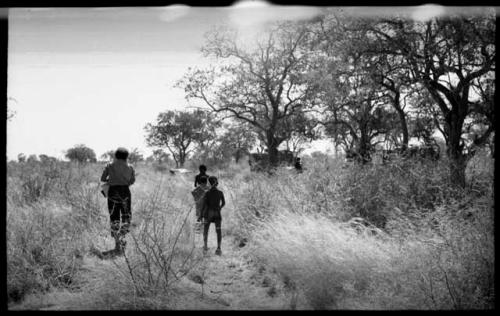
9;231;293;310
170;233;291;310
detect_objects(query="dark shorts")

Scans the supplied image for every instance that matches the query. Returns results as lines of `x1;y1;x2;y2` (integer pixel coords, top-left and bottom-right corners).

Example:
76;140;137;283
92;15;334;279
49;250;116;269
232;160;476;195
204;218;221;229
204;208;221;223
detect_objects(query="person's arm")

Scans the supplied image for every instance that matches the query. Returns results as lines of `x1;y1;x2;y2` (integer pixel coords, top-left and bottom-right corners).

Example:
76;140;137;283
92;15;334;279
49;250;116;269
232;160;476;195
100;164;109;182
194;175;198;188
220;192;225;209
129;167;136;185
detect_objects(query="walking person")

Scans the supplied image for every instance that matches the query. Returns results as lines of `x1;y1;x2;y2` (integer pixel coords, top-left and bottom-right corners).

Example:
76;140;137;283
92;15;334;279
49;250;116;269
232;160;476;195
191;175;210;233
201;176;225;255
194;164;209;187
100;147;136;256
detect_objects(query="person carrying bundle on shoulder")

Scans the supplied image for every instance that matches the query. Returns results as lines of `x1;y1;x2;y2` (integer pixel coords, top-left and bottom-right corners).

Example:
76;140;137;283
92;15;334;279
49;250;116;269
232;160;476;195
191;174;210;233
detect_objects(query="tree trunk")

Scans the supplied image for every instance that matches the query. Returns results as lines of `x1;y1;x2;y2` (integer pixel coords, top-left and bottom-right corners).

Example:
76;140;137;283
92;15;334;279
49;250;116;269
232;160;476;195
179;151;185;168
235;148;241;163
396;108;409;150
267;133;279;168
447;112;467;188
268;144;279;167
359;126;370;164
449;149;467;189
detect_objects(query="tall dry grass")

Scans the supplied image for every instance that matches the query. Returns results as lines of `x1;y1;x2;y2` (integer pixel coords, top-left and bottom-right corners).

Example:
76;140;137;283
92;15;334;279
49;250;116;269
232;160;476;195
7;160;201;308
7;148;494;309
221;151;494;309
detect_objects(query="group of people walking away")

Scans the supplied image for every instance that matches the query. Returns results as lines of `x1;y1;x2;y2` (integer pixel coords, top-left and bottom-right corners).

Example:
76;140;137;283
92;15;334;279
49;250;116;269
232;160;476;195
99;148;226;258
192;165;226;256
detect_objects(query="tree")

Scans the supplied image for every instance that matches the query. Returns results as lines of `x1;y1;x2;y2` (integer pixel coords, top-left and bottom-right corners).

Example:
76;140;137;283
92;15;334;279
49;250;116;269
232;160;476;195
144;109;215;168
189;121;256;167
217;122;257;163
359;12;495;186
17;153;26;163
312;36;397;163
27;154;38;163
367;55;415;151
128;148;144;164
310;14;414;152
100;150;115;162
38;154;57;164
178;22;320;167
65;144;97;163
151;149;170;164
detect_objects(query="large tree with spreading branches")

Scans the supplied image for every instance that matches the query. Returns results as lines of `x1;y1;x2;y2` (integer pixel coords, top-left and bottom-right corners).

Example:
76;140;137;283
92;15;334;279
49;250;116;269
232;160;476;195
177;22;320;167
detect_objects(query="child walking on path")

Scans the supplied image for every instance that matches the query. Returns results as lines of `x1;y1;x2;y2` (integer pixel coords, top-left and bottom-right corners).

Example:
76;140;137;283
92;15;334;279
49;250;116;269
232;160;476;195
201;176;225;255
194;164;209;187
191;175;210;233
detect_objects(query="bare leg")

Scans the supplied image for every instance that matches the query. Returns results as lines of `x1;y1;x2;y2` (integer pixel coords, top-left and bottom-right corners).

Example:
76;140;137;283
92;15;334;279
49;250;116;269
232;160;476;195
203;222;210;251
215;219;222;255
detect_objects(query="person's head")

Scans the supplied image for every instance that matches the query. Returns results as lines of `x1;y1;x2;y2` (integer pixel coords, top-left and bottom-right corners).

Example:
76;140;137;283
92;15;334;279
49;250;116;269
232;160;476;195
199;165;207;174
208;176;218;187
199;175;208;186
115;147;129;160
296;157;301;162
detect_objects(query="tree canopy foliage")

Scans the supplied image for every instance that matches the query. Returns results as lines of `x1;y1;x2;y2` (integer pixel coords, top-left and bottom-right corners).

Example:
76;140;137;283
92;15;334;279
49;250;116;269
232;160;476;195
172;9;494;186
144;109;215;167
65;144;97;163
304;9;495;184
178;23;321;167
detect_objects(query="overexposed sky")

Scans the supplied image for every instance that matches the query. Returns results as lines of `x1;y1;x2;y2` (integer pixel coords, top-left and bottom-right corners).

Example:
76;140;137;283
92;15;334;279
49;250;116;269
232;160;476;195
7;3;325;161
7;3;495;161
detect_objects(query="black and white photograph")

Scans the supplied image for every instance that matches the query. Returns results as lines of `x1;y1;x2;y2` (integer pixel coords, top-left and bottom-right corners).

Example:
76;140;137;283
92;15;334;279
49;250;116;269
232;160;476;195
6;1;496;310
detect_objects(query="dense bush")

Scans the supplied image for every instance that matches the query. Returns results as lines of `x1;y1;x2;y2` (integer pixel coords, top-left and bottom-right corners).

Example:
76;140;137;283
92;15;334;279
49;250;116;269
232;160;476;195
7;201;87;303
7;160;108;304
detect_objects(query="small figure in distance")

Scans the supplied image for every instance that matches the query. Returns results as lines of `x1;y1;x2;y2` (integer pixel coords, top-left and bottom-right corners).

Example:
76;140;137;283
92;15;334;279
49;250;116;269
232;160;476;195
191;175;210;233
194;164;209;187
100;147;136;256
294;157;303;173
200;176;226;256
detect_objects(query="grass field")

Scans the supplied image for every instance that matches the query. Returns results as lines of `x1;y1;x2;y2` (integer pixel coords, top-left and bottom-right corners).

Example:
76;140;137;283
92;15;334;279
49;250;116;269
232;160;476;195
6;151;495;309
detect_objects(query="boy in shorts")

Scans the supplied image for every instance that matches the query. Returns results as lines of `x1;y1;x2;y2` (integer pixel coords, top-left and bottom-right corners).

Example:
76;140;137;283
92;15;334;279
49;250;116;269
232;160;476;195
201;176;225;255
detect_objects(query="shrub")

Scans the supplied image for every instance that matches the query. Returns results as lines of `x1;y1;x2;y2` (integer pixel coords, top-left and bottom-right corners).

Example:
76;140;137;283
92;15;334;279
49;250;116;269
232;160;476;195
251;210;397;309
7;201;86;304
74;178;200;309
7;160;63;205
251;198;494;310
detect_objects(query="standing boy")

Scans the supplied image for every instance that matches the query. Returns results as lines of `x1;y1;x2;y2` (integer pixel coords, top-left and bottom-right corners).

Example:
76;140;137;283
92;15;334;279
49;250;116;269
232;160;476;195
201;176;225;255
194;164;209;187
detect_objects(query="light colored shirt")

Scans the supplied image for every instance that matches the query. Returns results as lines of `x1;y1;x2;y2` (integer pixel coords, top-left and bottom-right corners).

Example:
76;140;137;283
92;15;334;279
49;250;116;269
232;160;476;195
101;159;135;186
